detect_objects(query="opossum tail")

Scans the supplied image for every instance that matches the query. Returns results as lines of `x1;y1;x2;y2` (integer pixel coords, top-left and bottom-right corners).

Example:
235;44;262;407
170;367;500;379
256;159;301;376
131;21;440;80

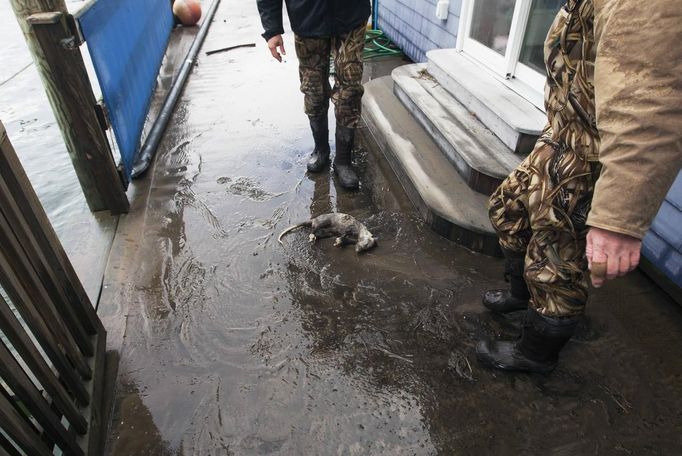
278;221;312;245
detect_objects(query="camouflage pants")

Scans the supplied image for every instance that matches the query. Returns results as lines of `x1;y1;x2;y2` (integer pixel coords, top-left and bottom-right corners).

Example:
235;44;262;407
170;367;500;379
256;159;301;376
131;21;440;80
489;132;601;317
294;23;366;128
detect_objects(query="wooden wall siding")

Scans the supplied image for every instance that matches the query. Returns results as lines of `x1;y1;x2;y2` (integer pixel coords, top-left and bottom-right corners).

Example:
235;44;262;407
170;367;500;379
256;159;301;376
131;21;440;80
0;121;108;455
643;171;682;289
377;0;462;62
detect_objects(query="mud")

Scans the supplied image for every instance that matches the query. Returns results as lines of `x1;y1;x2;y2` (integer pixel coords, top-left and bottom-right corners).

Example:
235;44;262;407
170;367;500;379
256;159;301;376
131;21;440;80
104;1;682;455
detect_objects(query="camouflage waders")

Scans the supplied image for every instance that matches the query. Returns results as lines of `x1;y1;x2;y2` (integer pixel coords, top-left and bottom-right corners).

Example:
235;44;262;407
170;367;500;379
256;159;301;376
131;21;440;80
294;23;366;128
489;0;598;318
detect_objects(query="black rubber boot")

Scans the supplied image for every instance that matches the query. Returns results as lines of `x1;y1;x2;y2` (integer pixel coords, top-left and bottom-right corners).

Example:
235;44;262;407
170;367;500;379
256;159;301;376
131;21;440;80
333;125;359;190
476;308;580;374
482;249;530;313
306;116;330;173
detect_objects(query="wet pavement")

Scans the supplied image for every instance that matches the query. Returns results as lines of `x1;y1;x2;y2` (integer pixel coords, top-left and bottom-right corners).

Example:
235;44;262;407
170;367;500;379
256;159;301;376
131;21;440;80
102;1;682;454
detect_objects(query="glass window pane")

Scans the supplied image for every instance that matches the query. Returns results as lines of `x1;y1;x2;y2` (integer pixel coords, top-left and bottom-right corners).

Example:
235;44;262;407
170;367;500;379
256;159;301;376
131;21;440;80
469;0;517;56
518;0;564;73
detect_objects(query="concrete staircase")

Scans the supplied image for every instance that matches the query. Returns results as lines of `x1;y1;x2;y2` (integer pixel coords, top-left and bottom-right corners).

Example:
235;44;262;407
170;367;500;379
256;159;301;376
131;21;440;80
362;49;546;256
427;49;546;154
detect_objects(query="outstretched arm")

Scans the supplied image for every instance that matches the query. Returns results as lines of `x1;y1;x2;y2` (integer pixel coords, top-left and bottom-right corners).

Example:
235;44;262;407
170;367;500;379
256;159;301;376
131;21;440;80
586;0;682;287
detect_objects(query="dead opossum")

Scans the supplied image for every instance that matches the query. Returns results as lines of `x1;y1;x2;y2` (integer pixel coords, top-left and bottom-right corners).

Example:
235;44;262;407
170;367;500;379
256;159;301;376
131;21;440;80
278;213;377;253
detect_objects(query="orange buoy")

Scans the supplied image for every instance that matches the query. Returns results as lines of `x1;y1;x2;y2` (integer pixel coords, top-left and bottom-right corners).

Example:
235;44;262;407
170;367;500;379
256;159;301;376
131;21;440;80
173;0;202;26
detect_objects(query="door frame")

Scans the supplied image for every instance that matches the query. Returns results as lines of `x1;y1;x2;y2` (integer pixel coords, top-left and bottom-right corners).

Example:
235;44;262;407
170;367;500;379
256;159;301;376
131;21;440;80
456;0;546;107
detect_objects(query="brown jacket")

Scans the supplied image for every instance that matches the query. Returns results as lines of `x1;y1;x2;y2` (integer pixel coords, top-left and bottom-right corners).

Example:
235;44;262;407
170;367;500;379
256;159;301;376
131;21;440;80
587;0;682;239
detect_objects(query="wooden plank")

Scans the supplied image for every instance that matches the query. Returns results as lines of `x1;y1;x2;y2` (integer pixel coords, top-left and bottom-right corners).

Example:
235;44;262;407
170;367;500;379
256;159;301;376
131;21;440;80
25;11;61;24
77;331;108;455
0;174;94;357
29;13;130;214
0;253;90;407
8;1;129;214
0;341;84;455
0;293;87;434
0;212;92;381
0;432;23;456
0;117;103;337
0;388;52;456
0;387;37;435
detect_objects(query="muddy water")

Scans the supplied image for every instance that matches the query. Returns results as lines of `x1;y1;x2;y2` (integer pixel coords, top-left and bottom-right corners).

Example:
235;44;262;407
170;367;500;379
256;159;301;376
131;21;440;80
106;1;682;455
0;1;117;300
0;0;97;232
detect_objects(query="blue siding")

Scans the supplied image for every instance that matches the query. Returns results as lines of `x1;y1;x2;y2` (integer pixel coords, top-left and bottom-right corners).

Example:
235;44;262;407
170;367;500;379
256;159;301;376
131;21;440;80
643;171;682;288
377;0;462;62
380;0;681;292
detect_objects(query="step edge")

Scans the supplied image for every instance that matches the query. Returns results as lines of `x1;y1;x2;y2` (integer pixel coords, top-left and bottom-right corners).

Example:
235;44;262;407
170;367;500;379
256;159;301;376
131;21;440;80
427;49;546;135
361;78;496;237
426;60;523;150
362;115;501;256
392;65;520;176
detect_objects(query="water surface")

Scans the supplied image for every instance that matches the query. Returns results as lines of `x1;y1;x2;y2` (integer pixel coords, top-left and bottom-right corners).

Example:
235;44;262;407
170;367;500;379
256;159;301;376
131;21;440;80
103;1;682;455
0;0;117;300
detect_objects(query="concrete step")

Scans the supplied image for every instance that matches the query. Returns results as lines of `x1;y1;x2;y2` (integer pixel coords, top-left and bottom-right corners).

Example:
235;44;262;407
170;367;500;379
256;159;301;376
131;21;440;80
392;64;520;196
427;49;546;155
361;75;500;256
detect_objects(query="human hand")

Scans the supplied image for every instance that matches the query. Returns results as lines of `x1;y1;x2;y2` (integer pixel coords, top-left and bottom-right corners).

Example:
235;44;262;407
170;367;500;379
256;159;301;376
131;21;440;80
585;227;642;288
267;35;286;62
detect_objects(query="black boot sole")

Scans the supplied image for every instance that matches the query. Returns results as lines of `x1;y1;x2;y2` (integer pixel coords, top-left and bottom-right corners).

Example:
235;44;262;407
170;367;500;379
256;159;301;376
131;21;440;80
475;341;557;374
307;160;330;173
482;289;528;313
482;301;528;313
307;149;330;173
333;167;359;190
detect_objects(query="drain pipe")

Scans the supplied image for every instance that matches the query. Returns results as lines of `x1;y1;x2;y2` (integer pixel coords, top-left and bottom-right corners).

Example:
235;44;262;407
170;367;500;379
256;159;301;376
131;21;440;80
131;0;221;178
372;0;379;29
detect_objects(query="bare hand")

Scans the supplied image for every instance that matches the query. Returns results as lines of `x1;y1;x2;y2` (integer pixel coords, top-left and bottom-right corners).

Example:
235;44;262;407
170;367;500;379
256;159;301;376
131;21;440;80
267;35;286;62
585;227;642;288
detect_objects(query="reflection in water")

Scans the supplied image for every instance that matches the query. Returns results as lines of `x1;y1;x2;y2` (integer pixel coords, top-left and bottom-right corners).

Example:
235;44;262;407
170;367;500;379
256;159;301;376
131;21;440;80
0;1;118;300
308;172;332;218
108;375;172;455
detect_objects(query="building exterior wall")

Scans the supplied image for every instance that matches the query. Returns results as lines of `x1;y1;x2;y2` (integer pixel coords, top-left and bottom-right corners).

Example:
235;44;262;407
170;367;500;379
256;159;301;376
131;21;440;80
379;0;681;295
377;0;462;62
643;172;682;288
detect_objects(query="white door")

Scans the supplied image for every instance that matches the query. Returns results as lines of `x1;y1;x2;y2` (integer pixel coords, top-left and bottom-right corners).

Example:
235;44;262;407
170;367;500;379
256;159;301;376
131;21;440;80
459;0;564;98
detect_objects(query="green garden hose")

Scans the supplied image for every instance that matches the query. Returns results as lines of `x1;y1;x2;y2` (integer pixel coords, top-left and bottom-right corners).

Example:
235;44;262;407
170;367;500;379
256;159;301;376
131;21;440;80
363;29;402;60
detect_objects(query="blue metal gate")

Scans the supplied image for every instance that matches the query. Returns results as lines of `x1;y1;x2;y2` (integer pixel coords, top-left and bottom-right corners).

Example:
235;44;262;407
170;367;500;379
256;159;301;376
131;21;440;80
78;0;174;179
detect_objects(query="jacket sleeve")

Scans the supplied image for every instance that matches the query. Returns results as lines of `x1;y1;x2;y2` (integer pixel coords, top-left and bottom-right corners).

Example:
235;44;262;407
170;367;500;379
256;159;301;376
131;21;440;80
587;0;682;239
257;0;285;41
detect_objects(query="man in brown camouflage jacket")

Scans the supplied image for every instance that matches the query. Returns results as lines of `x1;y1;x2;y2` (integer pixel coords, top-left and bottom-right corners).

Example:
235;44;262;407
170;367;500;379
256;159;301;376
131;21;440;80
477;0;682;373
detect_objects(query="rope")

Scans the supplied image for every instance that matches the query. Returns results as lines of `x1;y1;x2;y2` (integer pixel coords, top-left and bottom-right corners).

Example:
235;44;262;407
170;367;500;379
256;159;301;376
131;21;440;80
0;62;33;88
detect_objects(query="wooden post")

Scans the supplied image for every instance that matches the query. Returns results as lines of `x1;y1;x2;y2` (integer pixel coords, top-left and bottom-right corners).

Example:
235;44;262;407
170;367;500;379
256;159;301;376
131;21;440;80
9;0;129;214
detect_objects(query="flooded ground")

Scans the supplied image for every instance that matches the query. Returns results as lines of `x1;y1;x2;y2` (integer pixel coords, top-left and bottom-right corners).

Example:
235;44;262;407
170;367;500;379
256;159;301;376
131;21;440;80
0;0;117;300
95;1;682;455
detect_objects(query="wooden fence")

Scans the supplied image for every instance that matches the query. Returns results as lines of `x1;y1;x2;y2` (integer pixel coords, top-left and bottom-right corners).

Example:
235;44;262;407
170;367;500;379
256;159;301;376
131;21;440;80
0;120;110;455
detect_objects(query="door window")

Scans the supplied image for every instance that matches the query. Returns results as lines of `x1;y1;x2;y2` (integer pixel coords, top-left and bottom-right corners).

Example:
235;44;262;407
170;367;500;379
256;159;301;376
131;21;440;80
469;0;517;55
518;0;564;73
459;0;564;99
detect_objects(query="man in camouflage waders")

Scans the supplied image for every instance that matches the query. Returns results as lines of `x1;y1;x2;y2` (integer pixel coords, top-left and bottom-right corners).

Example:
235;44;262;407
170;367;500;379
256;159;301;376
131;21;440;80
477;0;682;373
257;0;371;190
